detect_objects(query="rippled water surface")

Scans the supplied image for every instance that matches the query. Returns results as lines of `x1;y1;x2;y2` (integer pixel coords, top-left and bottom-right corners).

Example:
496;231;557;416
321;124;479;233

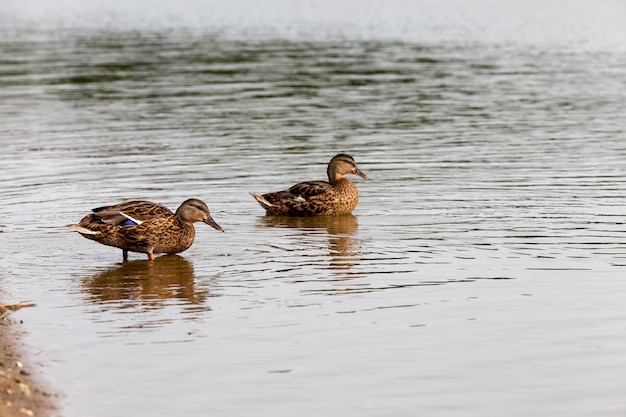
2;1;626;416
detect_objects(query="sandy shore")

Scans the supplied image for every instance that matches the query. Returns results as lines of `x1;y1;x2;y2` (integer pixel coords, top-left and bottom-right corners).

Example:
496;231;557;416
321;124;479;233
0;306;58;417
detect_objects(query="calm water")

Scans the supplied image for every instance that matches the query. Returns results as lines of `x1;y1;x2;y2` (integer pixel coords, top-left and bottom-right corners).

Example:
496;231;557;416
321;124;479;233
2;1;626;416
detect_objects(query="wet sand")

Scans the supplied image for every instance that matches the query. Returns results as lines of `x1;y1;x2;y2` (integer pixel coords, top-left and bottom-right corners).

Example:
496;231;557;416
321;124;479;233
0;308;58;417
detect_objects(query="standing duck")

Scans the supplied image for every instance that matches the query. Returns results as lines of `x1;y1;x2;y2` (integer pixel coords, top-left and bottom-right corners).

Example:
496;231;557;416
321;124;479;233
250;154;369;216
67;199;223;261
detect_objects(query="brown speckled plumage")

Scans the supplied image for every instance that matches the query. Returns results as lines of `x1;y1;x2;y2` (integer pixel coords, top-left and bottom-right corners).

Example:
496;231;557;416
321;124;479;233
250;154;369;216
67;199;223;261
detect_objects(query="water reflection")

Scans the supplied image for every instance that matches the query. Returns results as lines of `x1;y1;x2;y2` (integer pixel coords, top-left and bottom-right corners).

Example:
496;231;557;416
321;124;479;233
259;215;360;273
81;255;210;314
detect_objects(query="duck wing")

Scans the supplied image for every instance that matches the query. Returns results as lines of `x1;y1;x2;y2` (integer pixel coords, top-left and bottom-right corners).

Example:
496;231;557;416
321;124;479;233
92;201;174;226
285;181;333;199
260;181;336;215
250;181;338;216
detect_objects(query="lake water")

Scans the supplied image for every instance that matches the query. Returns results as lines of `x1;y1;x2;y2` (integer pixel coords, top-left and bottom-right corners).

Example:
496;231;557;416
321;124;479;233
2;1;626;416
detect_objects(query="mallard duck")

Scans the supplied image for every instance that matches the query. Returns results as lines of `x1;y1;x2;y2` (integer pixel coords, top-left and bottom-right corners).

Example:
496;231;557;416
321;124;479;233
67;199;224;261
250;154;369;216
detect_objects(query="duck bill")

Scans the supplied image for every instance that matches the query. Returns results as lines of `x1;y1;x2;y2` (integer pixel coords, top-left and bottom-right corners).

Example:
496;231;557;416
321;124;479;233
205;217;224;232
354;167;370;180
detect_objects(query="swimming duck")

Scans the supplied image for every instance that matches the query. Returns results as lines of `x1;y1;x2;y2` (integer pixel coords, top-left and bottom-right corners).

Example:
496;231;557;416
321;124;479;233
67;199;224;261
250;154;369;216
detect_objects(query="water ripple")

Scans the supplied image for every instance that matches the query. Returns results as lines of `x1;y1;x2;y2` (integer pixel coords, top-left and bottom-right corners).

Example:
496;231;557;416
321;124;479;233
2;17;626;417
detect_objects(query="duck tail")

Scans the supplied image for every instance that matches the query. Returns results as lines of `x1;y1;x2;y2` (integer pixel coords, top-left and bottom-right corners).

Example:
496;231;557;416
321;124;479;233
249;192;273;209
65;224;100;235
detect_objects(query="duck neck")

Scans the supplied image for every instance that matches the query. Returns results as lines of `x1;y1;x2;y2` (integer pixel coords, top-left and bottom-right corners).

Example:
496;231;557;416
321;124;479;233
332;176;356;192
327;168;344;185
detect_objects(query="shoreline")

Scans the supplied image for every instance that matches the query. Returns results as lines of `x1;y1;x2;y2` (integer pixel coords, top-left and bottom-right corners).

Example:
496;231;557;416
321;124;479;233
0;305;59;417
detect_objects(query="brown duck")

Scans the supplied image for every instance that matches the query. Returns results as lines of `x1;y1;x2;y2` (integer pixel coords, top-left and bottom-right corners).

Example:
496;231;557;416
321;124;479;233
67;199;224;261
250;154;369;216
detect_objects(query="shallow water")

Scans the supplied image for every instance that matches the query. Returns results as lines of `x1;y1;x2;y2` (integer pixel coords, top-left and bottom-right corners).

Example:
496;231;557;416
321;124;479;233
2;1;626;416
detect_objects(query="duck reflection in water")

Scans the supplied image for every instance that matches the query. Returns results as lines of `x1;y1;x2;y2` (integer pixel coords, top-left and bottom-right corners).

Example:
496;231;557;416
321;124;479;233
260;214;360;274
81;255;210;313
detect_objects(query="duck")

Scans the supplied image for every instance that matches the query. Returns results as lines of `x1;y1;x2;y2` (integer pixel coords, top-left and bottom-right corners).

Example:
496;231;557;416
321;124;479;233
66;198;224;261
250;154;369;216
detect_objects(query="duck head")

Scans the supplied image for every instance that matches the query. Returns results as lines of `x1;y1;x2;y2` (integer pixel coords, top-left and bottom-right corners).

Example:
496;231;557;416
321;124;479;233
176;198;224;232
